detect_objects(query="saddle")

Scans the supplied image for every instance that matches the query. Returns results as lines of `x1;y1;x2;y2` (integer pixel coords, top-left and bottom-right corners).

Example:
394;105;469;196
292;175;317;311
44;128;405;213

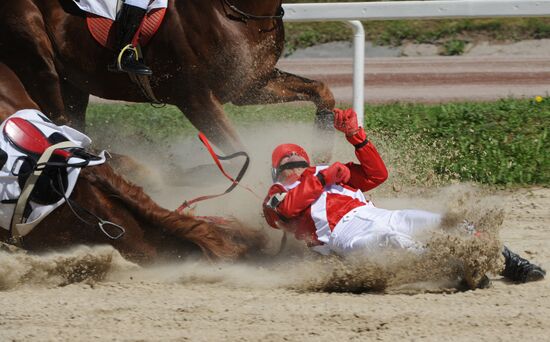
3;118;95;205
0;112;121;243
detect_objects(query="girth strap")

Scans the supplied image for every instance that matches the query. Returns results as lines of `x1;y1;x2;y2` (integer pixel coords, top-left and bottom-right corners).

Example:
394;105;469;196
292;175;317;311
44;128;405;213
10;141;77;241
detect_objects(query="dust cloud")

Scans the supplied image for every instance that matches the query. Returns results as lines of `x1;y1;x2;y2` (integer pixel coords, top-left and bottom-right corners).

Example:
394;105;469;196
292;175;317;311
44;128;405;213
0;120;507;293
0;245;137;291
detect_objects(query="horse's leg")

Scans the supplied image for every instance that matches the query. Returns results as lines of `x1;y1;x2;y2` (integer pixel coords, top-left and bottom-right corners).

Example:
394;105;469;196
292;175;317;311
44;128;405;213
0;63;39;120
233;69;337;161
61;80;89;131
0;0;66;122
164;95;246;185
178;93;244;154
233;69;336;130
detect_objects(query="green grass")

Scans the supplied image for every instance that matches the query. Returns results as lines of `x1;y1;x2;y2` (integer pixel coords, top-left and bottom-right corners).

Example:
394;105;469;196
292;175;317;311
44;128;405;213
282;0;550;55
87;98;549;187
363;99;549;186
441;39;467;56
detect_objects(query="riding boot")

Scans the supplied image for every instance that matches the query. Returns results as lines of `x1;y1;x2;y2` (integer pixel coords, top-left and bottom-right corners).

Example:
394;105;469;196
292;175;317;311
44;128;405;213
108;3;152;75
501;246;546;283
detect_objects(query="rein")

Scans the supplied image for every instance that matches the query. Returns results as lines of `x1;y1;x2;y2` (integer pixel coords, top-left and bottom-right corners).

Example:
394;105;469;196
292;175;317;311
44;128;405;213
221;0;285;22
51;172;125;240
176;132;260;214
177;133;289;258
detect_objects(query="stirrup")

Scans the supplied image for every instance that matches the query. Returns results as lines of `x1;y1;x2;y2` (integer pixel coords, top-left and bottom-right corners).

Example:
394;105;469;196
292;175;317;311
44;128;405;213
98;219;126;240
116;44;139;72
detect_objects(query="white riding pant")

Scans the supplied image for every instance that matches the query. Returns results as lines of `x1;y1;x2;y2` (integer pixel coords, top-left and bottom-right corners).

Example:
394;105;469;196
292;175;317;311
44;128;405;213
326;206;442;256
124;0;150;9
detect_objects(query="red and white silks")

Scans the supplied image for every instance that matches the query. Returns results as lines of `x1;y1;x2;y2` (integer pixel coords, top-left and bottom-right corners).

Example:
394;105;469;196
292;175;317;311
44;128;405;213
263;127;442;256
272;167;441;256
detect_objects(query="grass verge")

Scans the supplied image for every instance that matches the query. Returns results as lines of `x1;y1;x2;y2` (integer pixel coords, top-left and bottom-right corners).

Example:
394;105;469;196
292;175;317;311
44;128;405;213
88;98;549;186
283;6;550;55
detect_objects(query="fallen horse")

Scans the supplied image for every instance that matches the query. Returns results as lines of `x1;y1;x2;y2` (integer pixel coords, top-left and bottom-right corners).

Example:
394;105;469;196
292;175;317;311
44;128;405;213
0;109;266;263
0;66;265;262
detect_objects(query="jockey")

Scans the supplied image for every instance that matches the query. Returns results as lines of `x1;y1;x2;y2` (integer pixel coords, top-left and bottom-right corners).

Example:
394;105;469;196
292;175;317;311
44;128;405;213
263;108;546;283
109;0;152;75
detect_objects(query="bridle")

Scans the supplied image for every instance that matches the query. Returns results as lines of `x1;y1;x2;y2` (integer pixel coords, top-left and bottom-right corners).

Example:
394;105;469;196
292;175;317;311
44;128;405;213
221;0;285;23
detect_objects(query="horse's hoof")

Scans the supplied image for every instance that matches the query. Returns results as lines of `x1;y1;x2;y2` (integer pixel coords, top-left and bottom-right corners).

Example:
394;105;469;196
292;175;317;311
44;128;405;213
315;109;335;131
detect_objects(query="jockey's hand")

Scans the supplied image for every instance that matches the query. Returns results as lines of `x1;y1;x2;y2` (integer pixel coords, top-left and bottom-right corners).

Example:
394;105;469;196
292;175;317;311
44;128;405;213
319;162;351;185
334;108;360;136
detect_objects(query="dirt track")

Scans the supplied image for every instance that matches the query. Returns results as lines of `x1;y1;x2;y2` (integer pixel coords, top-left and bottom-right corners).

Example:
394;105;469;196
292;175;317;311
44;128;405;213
4;55;550;341
90;56;550;105
277;56;550;103
0;187;548;341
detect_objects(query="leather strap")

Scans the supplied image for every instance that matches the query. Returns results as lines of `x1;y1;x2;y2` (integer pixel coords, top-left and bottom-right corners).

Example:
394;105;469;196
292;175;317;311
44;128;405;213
10;141;77;241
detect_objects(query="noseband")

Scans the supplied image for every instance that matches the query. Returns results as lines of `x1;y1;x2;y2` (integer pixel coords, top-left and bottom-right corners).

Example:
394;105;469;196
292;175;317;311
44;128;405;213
222;0;285;23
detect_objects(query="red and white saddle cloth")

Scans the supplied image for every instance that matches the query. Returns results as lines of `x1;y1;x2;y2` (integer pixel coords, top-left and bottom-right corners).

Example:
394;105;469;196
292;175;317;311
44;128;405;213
73;0;168;49
0;110;106;233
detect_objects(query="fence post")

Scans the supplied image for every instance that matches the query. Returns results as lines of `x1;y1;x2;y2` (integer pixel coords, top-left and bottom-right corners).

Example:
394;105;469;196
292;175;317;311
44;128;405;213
346;20;365;126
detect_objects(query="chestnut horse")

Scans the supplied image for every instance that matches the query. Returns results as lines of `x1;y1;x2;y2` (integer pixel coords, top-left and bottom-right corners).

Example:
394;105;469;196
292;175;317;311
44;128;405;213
0;62;266;264
0;63;39;120
0;0;335;153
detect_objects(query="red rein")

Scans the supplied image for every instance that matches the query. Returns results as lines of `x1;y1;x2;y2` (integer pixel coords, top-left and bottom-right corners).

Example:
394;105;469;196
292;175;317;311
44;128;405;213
176;132;259;214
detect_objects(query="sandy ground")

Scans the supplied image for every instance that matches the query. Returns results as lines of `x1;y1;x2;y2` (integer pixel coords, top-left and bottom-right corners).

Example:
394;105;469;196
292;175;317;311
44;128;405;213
0;186;548;342
4;40;550;342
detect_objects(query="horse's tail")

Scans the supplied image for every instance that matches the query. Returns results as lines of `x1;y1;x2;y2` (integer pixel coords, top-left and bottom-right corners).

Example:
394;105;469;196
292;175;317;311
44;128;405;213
80;164;266;260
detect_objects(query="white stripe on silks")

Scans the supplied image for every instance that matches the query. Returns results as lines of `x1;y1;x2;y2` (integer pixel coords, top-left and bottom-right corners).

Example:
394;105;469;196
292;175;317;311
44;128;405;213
324;184;366;203
310;177;368;243
310;165;371;244
276;180;301;191
310;191;330;243
310;165;331;243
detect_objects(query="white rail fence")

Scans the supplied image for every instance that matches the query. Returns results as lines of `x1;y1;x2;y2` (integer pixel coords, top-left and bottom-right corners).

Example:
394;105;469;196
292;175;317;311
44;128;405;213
282;0;550;124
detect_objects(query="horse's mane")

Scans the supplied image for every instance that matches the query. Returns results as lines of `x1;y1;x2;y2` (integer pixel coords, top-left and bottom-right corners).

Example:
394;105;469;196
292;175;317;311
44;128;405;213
80;163;266;260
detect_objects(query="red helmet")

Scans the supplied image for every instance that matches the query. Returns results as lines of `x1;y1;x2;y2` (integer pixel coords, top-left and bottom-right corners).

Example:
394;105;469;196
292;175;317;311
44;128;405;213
271;143;310;182
271;143;310;168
